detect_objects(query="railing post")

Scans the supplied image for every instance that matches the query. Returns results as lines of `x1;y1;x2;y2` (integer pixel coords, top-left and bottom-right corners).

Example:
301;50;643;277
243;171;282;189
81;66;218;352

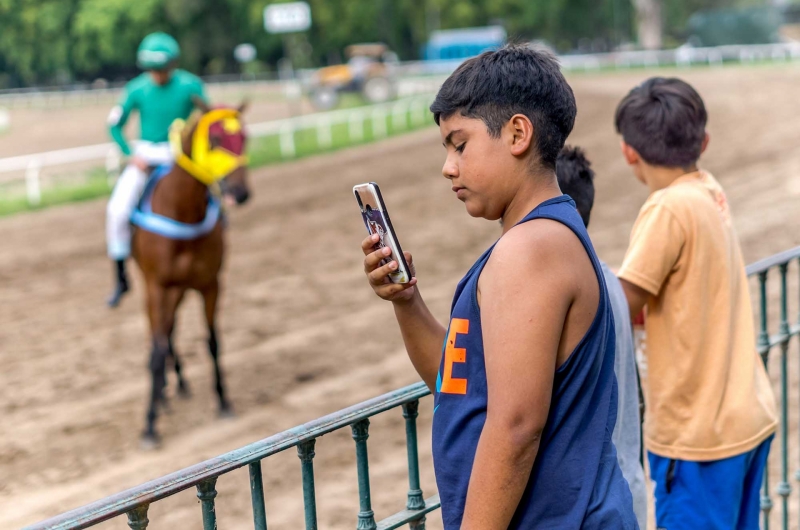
316;116;332;149
297;439;319;530
196;478;219;530
757;271;773;529
349;111;364;142
411;99;424;127
351;419;377;530
126;505;150;530
25;158;41;207
777;264;792;530
403;400;426;529
371;108;387;139
249;461;268;530
392;102;407;132
279;123;296;158
796;259;800;520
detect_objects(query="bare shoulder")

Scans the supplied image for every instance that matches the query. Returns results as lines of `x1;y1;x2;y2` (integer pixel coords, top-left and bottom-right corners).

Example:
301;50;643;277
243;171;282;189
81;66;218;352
486;218;587;282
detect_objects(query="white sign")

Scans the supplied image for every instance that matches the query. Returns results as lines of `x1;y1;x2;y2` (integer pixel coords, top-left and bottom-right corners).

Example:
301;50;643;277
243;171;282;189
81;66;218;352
264;2;311;34
234;43;257;63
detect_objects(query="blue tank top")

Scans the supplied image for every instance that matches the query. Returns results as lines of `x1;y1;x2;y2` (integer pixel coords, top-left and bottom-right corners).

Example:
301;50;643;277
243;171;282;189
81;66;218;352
431;195;637;529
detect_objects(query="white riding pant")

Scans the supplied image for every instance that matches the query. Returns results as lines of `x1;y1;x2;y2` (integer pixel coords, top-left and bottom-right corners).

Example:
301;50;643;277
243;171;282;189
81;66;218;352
106;142;173;259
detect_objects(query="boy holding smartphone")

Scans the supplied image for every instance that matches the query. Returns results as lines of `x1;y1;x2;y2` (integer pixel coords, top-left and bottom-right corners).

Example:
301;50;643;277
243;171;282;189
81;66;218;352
359;45;636;529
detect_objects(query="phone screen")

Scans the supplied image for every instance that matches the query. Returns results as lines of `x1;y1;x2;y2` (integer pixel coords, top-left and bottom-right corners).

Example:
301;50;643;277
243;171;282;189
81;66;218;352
353;182;410;283
363;206;392;266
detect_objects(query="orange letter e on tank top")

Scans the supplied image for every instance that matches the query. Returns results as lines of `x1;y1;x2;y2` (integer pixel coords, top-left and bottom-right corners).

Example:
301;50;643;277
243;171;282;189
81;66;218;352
441;318;469;395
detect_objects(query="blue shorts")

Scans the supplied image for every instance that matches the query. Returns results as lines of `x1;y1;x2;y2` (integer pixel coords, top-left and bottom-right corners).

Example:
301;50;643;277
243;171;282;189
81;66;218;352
648;435;773;530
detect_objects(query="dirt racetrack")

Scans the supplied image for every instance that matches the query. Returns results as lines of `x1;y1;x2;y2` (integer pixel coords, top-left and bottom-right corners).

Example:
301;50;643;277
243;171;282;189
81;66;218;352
2;64;800;529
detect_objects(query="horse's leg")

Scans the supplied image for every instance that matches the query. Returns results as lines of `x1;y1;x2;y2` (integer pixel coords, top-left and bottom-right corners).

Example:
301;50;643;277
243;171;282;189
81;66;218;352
164;287;190;398
144;282;170;447
202;281;232;416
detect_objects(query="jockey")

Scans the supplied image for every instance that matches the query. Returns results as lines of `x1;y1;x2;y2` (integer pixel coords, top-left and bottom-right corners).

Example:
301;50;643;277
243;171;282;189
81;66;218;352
106;32;207;307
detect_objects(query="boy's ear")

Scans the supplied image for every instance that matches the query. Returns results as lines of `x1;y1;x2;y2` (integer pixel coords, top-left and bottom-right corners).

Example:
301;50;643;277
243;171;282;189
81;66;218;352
620;140;639;166
700;132;710;155
507;114;534;157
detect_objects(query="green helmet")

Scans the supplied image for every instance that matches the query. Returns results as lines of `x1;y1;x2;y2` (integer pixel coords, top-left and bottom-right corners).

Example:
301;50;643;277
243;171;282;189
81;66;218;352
137;32;180;70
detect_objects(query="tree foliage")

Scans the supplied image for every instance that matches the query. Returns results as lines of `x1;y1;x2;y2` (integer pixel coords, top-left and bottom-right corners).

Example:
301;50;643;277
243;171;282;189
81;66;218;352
0;0;776;87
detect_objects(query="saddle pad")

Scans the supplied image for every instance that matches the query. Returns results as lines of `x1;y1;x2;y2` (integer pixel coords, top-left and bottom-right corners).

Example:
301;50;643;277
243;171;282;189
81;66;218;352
130;164;222;241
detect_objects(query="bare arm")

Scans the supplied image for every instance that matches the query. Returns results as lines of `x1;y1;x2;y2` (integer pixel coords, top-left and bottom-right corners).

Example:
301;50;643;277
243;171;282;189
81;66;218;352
361;234;445;391
620;278;650;322
460;223;575;529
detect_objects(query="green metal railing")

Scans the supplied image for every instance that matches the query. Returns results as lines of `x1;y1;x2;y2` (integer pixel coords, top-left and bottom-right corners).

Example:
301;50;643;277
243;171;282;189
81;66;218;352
24;383;438;530
747;246;800;530
24;245;800;530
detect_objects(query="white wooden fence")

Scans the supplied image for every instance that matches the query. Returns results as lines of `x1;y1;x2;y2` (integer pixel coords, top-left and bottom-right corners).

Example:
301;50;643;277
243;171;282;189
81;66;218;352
0;93;436;206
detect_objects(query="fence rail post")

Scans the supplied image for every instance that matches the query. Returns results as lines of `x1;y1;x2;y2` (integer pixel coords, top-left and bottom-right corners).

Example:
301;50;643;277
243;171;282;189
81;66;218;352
392;102;407;132
796;260;800;522
757;271;773;530
25;158;41;206
279;123;296;158
352;419;377;530
126;505;150;530
196;478;219;530
250;461;268;530
410;99;424;127
777;264;792;529
298;440;319;530
317;117;332;149
372;108;387;139
403;400;426;529
349;111;364;142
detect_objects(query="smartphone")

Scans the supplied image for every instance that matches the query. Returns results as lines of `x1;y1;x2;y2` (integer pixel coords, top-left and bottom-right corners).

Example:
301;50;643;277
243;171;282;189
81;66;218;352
353;182;411;284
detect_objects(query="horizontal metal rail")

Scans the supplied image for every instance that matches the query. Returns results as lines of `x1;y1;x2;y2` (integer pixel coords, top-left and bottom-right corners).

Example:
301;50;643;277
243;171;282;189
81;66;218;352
22;247;800;530
747;246;800;276
24;383;431;530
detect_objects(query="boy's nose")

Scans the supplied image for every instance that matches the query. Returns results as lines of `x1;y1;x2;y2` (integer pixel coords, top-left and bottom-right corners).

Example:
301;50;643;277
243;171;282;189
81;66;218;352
441;158;458;180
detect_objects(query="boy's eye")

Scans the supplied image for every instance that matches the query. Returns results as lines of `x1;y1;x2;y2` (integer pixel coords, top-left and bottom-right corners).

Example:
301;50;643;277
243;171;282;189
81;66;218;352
456;143;466;153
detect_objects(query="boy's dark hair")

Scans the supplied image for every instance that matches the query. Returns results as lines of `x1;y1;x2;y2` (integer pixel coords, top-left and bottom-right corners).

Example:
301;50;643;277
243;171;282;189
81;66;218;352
614;77;707;168
556;146;595;227
430;44;577;170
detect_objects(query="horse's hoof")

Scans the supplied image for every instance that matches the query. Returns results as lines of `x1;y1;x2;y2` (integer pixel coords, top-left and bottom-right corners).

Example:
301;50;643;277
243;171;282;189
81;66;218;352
140;433;161;451
218;405;235;419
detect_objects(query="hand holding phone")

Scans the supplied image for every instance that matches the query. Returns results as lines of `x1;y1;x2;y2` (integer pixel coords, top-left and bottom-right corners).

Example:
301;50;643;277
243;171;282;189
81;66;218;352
354;182;417;301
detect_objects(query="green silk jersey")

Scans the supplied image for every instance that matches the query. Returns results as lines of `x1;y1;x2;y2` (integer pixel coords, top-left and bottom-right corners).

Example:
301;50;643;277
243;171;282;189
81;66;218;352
108;69;207;156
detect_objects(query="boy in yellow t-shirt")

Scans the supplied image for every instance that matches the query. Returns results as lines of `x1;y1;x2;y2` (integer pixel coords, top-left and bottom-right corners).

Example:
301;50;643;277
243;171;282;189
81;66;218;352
615;77;777;530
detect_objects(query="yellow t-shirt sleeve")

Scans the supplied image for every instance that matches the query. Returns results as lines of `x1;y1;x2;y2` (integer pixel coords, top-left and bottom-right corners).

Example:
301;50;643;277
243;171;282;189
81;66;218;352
619;203;685;296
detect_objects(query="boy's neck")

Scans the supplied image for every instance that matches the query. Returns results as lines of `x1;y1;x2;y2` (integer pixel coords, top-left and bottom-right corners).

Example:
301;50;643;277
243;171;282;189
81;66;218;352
500;169;561;234
642;164;700;194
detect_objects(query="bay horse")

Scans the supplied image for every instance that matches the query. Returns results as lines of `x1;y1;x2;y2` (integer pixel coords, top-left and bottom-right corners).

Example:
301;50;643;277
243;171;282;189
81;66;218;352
132;100;250;448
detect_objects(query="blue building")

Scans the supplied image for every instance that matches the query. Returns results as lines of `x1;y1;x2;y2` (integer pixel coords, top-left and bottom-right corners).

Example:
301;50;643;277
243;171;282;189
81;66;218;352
424;26;507;61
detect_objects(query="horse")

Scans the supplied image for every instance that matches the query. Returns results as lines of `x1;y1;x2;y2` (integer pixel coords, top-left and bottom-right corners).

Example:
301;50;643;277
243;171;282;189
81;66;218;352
131;99;250;448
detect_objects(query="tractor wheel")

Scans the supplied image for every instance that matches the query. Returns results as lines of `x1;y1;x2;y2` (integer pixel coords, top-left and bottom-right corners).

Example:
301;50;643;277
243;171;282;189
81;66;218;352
310;86;340;111
362;76;394;104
